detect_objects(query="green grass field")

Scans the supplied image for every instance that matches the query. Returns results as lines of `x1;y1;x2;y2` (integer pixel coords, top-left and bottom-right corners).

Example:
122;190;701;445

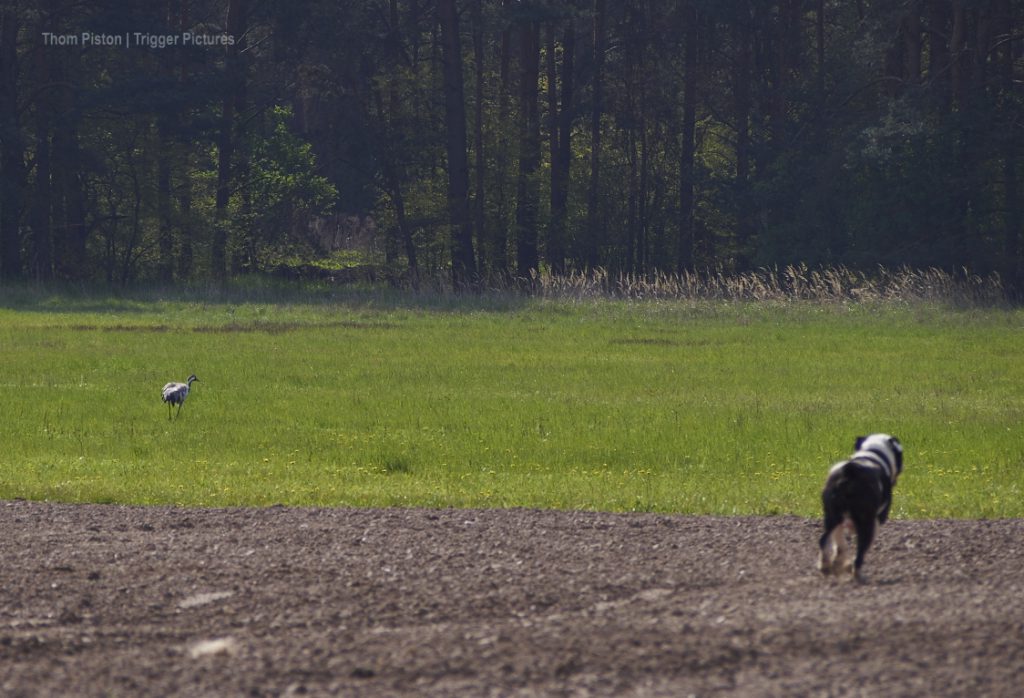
1;285;1022;518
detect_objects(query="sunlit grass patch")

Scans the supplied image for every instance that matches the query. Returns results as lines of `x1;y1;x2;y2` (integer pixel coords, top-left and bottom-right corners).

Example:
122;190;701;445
0;285;1022;518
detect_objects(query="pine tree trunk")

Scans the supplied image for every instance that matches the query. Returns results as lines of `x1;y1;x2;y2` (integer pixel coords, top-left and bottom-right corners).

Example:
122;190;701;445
0;7;23;280
157;121;174;284
999;0;1021;288
548;21;574;275
546;24;560;273
212;0;245;281
515;20;541;278
734;9;753;269
585;0;606;270
471;0;487;275
175;0;193;280
951;1;968;108
438;0;476;287
494;6;512;274
29;21;52;280
678;4;698;272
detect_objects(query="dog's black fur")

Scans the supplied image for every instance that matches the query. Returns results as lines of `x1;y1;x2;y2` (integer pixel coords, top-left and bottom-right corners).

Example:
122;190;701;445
818;434;903;581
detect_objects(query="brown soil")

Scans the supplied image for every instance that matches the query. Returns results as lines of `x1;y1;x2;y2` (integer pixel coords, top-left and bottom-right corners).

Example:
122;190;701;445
2;500;1022;696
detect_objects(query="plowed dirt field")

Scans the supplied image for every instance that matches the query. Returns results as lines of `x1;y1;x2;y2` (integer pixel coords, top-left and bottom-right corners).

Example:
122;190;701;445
2;501;1022;696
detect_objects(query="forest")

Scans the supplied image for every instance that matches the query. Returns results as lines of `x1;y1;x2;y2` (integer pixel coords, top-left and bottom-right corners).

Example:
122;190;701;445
0;0;1021;289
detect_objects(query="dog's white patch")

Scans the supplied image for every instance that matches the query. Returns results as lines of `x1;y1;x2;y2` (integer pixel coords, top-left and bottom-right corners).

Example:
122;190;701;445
853;433;902;483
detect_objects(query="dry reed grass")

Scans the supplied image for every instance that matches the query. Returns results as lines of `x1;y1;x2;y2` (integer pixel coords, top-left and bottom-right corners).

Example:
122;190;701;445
503;265;1005;305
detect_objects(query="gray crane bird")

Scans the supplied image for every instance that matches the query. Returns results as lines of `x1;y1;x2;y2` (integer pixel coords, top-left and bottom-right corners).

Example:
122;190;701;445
162;374;199;419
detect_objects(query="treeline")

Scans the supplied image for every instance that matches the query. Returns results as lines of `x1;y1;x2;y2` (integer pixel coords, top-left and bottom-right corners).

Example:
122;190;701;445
0;1;1022;288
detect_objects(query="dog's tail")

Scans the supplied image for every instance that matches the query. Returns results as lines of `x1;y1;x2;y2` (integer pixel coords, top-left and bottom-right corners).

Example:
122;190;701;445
823;460;882;519
823;462;853;518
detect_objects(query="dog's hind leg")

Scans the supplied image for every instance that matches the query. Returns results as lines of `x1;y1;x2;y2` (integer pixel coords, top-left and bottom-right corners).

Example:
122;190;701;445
834;520;855;575
818;509;845;575
818;527;837;574
851;514;877;583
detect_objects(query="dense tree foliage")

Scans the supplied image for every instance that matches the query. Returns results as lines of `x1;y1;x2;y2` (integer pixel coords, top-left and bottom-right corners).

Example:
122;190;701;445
0;0;1021;287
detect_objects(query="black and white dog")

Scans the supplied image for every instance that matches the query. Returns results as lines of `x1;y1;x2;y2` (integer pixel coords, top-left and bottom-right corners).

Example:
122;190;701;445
818;433;903;581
